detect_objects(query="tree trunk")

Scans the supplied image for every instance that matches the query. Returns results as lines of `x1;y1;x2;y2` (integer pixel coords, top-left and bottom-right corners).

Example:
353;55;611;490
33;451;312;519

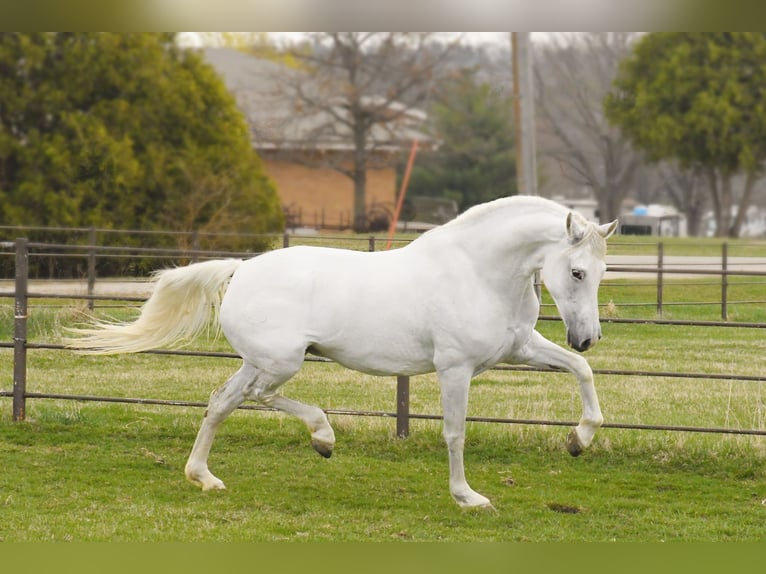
684;168;704;237
730;171;757;238
719;174;733;238
352;165;367;231
606;185;621;223
657;163;705;236
352;121;368;232
596;194;609;224
706;168;723;237
686;201;702;237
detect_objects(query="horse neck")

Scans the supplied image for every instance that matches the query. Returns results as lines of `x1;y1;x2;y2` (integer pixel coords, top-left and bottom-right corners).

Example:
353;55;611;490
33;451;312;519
424;202;568;281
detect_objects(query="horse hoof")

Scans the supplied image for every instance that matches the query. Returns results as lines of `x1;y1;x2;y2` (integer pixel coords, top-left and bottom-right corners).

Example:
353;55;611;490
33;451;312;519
312;440;333;458
479;502;498;513
461;502;497;512
566;430;583;457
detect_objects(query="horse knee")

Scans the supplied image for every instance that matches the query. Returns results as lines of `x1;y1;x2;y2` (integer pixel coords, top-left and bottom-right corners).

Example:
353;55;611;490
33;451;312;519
569;354;593;381
442;429;465;450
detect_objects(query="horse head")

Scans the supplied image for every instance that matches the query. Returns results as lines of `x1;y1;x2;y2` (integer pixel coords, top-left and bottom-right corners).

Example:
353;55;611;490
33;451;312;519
541;212;618;352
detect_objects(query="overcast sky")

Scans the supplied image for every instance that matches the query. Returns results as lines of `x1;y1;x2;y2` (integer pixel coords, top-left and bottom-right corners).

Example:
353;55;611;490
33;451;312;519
179;32;559;49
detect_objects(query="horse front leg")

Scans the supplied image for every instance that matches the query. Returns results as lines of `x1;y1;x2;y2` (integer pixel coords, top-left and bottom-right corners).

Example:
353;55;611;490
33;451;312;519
518;330;604;456
437;365;494;510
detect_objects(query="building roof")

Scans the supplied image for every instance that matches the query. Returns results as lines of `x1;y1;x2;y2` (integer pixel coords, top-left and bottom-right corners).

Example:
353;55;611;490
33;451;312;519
201;47;432;152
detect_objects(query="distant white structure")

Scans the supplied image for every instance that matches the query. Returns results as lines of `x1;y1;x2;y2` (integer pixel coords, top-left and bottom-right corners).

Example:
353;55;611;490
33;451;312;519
619;204;687;237
740;205;766;237
702;206;766;238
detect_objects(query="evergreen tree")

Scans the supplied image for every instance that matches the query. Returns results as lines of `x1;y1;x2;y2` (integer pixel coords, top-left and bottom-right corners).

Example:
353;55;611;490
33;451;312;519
0;32;282;269
406;69;517;211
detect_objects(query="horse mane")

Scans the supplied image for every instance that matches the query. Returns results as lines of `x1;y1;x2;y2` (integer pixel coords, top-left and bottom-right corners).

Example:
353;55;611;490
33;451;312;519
423;195;568;239
422;195;608;258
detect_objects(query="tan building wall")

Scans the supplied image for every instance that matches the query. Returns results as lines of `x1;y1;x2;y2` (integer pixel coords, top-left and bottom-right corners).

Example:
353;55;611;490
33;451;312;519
261;157;397;229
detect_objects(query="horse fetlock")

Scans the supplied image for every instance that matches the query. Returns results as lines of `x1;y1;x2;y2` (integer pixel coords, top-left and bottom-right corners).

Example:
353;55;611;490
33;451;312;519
451;485;493;509
185;464;226;491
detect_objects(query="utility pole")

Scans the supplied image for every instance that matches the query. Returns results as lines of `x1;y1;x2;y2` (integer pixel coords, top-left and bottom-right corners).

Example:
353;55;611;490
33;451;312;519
512;33;542;301
511;32;538;196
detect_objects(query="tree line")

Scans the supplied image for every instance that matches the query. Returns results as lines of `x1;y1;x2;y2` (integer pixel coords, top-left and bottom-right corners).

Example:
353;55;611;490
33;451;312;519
275;32;766;237
2;32;765;248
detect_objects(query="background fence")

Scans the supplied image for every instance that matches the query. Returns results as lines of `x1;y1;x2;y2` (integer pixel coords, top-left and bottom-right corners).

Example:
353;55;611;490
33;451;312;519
2;232;766;438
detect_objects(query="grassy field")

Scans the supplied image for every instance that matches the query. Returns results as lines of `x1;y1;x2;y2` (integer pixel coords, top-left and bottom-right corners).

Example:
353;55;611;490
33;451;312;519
607;235;766;257
2;230;765;541
1;275;765;541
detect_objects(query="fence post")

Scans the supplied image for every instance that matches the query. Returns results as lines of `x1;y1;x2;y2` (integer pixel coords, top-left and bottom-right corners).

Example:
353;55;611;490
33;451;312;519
721;242;728;320
190;231;200;264
656;242;664;317
533;271;542;302
87;227;96;310
283;232;290;249
396;375;410;438
13;238;28;422
368;236;376;252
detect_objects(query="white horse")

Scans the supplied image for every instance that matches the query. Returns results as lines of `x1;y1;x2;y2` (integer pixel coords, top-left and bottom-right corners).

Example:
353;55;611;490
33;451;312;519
68;195;617;509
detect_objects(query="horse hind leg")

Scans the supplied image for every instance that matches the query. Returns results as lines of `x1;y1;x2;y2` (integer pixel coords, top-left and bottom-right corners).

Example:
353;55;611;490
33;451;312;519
251;392;335;458
185;352;334;492
185;363;258;491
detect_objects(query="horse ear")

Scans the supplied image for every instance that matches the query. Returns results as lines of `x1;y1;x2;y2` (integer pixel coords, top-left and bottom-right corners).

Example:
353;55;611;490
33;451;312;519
566;212;587;243
598;219;618;239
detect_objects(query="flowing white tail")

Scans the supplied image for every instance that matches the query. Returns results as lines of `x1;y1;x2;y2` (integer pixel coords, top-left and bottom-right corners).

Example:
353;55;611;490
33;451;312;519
66;259;242;354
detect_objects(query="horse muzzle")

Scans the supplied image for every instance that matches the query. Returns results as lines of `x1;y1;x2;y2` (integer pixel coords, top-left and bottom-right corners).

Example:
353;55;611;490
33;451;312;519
566;330;601;353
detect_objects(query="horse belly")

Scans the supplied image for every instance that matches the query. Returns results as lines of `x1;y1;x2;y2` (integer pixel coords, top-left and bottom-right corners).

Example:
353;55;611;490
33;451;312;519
310;330;436;376
307;286;436;375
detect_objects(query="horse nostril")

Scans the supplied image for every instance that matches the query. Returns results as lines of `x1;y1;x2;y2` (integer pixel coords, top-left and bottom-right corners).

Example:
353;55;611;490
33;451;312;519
581;338;591;350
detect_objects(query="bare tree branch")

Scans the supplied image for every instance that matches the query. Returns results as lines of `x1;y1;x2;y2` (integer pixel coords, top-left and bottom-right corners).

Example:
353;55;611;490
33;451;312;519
535;32;642;221
274;32;455;230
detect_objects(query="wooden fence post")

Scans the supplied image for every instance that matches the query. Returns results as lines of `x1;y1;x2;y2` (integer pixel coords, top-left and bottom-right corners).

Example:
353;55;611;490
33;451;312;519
396;375;410;438
13;238;28;422
721;242;728;320
87;227;96;311
656;242;664;317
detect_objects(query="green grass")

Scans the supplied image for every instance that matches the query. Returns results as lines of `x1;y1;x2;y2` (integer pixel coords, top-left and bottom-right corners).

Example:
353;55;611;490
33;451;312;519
1;293;766;541
1;401;764;542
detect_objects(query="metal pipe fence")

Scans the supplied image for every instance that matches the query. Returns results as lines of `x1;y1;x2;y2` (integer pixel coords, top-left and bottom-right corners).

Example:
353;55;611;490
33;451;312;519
1;236;766;439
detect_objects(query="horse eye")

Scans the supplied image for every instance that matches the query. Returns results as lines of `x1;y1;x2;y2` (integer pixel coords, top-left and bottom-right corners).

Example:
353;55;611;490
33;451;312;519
571;269;585;281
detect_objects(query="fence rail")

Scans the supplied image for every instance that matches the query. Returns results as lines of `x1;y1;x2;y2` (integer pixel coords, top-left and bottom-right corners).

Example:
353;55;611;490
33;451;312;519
2;236;766;438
